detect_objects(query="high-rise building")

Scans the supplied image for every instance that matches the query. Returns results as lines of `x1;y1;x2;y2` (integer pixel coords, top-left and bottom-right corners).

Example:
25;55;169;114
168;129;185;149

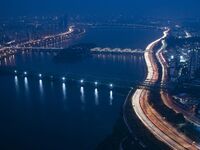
188;49;200;78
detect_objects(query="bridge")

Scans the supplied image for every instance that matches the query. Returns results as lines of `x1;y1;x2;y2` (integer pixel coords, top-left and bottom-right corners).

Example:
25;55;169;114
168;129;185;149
0;46;63;59
1;47;63;50
0;26;86;59
91;47;144;54
0;25;144;59
0;66;170;92
0;46;144;60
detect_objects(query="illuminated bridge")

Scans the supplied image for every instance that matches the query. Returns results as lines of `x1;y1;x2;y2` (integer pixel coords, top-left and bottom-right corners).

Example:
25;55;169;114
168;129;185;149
0;26;85;59
0;46;63;59
91;47;144;54
0;66;170;91
0;46;144;60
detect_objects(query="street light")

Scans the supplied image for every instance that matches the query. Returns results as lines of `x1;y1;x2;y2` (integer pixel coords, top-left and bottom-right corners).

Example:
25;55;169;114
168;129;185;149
80;79;84;84
38;74;42;78
109;84;113;88
62;77;66;81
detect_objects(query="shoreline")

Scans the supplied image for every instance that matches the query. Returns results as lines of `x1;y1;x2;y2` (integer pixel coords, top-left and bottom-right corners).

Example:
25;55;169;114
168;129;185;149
124;29;200;149
156;40;200;128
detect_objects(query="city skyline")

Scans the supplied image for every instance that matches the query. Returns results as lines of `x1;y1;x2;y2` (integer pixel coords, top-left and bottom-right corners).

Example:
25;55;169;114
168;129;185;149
0;1;200;150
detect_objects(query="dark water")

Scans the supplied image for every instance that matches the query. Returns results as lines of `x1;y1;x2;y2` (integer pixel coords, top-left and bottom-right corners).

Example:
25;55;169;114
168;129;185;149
0;27;162;150
77;27;161;49
3;52;146;83
0;75;131;150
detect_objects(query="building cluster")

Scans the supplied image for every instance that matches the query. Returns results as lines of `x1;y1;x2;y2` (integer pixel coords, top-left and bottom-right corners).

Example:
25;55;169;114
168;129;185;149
173;93;200;116
165;27;200;116
0;15;68;47
166;31;200;82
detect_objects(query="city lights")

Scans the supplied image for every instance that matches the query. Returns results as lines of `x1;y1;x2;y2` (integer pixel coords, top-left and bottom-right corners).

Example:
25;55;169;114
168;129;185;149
109;84;113;88
38;74;42;78
80;79;84;84
24;71;27;76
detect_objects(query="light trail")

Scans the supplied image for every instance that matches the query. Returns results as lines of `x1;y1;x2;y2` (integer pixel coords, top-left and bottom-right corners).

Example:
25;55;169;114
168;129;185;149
0;26;85;60
156;31;200;127
131;29;200;149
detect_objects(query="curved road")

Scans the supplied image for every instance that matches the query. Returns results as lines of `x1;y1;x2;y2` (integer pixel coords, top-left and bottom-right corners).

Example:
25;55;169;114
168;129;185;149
131;29;200;149
156;38;200;127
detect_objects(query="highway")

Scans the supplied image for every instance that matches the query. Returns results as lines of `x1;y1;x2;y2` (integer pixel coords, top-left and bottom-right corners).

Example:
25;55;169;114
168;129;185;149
0;26;85;59
131;29;200;149
155;34;200;127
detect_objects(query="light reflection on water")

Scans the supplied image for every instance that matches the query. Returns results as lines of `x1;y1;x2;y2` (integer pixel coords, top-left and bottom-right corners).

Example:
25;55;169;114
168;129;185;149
62;83;67;100
94;88;99;105
24;77;29;97
109;90;113;105
0;27;162;150
13;75;118;108
39;79;44;98
14;76;19;94
80;86;85;104
4;52;146;84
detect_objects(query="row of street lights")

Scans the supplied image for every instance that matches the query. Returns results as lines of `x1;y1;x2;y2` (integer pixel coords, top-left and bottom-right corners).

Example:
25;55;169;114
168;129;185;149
14;70;114;88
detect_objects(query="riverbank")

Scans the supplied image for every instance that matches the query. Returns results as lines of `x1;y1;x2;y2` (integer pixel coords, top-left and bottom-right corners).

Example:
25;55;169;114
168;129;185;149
125;29;200;149
0;25;163;150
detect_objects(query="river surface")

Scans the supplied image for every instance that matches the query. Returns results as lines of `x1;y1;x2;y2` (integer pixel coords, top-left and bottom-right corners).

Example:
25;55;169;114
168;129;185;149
0;26;162;150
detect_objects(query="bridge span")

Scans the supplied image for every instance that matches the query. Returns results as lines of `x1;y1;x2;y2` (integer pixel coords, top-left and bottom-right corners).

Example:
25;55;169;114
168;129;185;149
0;46;144;60
0;26;85;59
91;47;144;54
3;47;63;50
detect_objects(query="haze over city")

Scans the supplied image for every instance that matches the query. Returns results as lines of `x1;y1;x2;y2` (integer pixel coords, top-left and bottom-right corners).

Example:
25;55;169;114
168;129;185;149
0;0;200;150
1;0;200;18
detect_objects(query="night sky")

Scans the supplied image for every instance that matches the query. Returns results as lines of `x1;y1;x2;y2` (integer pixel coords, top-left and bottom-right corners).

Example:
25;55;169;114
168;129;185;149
0;0;200;18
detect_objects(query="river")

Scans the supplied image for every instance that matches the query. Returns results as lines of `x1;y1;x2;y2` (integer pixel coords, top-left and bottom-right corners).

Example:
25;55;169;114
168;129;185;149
0;26;162;150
